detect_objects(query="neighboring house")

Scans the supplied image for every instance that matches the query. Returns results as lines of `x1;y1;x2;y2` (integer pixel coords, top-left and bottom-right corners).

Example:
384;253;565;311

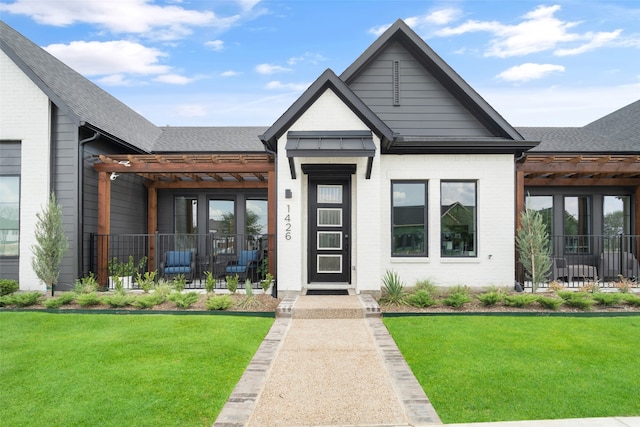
1;19;638;292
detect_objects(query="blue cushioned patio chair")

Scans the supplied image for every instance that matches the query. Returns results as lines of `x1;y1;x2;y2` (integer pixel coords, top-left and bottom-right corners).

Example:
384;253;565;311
160;250;195;282
225;249;260;282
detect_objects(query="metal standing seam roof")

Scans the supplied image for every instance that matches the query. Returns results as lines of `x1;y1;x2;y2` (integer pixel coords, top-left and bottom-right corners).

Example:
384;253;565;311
285;131;376;157
0;20;161;152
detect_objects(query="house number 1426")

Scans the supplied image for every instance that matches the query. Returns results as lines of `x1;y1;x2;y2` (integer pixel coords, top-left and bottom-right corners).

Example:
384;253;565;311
284;205;292;240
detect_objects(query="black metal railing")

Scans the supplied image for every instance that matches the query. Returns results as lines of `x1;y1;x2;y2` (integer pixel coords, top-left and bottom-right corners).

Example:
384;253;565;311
89;233;272;290
518;234;640;288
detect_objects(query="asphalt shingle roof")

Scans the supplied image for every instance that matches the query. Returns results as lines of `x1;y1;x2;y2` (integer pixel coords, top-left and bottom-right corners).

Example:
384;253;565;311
1;20;161;152
154;126;268;152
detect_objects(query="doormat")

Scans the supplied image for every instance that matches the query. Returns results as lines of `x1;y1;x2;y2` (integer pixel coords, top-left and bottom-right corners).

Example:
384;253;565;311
305;289;349;296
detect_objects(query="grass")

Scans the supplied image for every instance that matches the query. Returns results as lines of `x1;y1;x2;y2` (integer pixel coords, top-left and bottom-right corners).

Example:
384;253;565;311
0;312;273;426
384;316;640;424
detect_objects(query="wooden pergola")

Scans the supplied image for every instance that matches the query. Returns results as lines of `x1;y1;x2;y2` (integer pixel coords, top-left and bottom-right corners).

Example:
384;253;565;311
93;153;276;285
516;154;640;253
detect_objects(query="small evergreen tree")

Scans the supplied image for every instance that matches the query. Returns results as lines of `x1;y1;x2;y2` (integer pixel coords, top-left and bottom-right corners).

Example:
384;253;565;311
31;193;69;296
516;208;552;293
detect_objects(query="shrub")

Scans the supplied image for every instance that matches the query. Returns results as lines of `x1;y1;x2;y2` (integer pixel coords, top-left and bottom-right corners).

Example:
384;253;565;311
503;294;538;308
414;279;437;295
614;276;633;293
153;280;172;298
623;294;640;307
477;291;503;306
133;293;165;309
260;272;274;294
74;273;98;294
76;292;102;307
102;293;136;308
536;296;563;310
556;290;574;301
579;280;600;294
563;293;595;310
136;271;157;293
548;280;565;292
172;274;187;292
238;281;261;309
225;274;239;293
406;290;436;308
592;292;624;306
0;279;19;296
204;271;216;294
42;292;75;309
167;292;199;309
206;294;234;310
7;291;43;307
442;292;472;308
379;270;407;306
446;285;469;296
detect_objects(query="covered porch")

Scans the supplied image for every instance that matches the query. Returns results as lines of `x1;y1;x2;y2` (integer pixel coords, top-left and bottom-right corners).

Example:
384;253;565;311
92;153;276;288
516;153;640;287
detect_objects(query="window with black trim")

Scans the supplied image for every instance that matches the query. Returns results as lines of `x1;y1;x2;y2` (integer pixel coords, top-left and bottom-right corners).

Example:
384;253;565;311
0;176;20;256
391;181;427;256
441;181;476;257
174;196;197;234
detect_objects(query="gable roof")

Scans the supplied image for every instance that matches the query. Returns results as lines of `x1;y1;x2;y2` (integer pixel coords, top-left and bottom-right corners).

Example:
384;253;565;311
341;19;526;144
0;20;160;152
260;68;394;151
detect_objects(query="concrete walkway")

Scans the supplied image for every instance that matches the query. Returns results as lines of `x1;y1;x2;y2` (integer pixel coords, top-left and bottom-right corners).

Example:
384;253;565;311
213;294;640;427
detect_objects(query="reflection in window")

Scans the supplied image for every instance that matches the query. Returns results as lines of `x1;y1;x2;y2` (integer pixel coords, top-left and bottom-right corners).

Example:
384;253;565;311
564;196;590;254
209;199;235;234
0;176;19;256
441;181;476;257
175;196;197;234
392;181;427;256
525;195;553;238
246;198;267;235
603;195;631;252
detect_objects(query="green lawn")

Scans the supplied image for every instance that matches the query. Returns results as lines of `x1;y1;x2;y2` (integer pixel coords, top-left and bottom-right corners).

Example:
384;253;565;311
384;315;640;424
0;312;273;426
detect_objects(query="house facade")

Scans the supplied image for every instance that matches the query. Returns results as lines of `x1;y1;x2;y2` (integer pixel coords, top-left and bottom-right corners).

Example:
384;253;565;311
1;19;638;293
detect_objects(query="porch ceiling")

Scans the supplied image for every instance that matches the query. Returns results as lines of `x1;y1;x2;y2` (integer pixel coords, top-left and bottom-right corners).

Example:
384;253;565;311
518;154;640;186
94;153;274;188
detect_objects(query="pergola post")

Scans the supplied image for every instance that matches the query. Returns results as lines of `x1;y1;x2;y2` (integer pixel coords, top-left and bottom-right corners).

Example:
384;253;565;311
97;171;111;288
267;170;276;278
147;186;157;272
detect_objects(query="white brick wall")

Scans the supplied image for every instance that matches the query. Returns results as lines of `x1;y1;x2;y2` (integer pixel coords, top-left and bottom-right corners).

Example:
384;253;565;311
274;87;516;292
0;51;52;290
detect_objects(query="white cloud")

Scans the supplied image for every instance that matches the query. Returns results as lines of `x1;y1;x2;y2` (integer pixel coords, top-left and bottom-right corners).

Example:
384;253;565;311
287;52;326;65
153;74;195;85
96;74;136;86
370;8;463;36
255;63;292;74
45;40;170;76
265;80;310;91
221;70;241;77
205;40;224;51
497;63;565;82
555;30;622;56
437;4;622;58
0;0;241;40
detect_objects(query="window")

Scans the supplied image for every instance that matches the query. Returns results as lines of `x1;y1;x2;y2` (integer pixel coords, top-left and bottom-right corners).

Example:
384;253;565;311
525;195;553;237
246;198;267;235
441;181;476;257
603;195;631;252
0;176;20;256
564;196;590;254
392;181;427;256
174;196;197;234
209;199;235;234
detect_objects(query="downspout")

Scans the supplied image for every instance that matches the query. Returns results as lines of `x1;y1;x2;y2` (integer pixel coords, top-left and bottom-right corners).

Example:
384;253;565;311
78;130;101;278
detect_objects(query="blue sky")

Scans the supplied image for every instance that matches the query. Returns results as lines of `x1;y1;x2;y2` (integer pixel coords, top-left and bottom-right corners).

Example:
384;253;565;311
1;0;639;127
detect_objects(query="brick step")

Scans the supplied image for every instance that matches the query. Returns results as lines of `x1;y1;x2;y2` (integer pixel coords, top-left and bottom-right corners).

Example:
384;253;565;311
276;293;381;319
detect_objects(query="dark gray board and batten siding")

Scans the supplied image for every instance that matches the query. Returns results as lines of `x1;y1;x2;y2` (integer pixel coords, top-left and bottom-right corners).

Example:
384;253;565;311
347;41;494;138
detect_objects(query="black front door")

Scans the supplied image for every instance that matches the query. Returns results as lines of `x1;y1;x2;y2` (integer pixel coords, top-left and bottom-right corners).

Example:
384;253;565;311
308;176;351;283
